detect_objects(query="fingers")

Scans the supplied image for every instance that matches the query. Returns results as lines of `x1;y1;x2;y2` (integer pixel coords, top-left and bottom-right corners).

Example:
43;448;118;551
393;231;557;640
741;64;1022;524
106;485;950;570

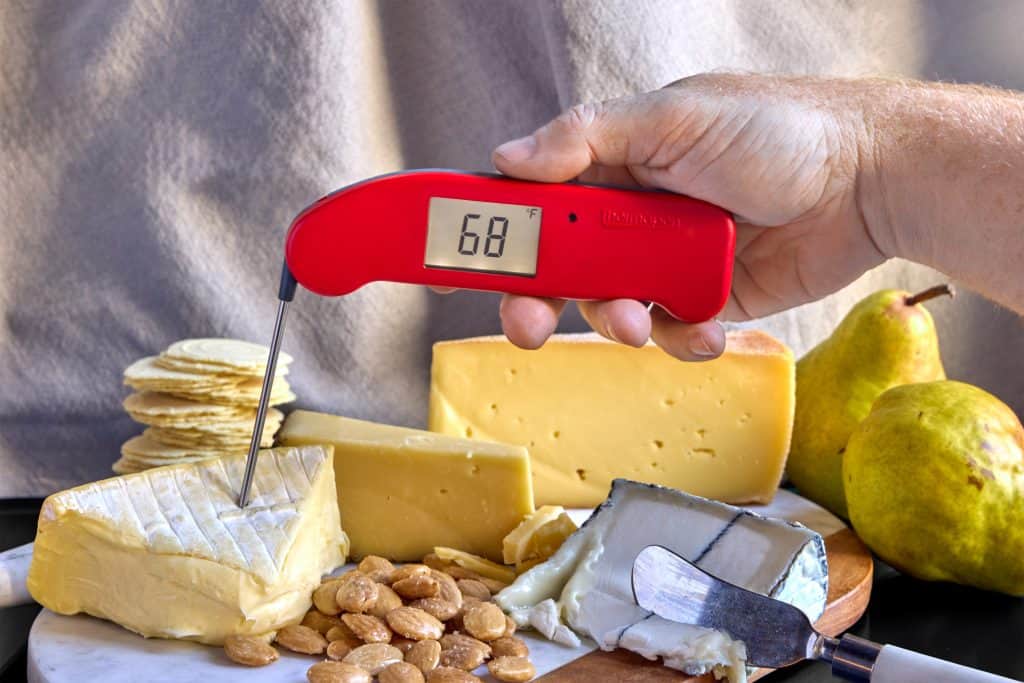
577;300;651;347
492;93;673;183
650;307;726;361
499;295;566;350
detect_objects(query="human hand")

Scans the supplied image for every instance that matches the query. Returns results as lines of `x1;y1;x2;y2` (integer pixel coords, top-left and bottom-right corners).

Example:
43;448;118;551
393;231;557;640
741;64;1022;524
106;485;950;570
491;74;888;360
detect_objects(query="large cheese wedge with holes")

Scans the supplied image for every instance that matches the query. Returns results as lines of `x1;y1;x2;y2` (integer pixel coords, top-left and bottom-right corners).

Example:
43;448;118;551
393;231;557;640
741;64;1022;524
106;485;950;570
27;445;347;644
428;330;795;507
277;410;534;561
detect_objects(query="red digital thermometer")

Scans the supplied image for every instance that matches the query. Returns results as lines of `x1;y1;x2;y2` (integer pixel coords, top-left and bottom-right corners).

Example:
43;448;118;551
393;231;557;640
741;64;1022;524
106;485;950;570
237;169;735;505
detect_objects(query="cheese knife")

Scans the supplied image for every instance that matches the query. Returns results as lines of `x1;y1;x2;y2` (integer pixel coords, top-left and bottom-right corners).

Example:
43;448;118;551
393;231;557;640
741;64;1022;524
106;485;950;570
631;545;1019;683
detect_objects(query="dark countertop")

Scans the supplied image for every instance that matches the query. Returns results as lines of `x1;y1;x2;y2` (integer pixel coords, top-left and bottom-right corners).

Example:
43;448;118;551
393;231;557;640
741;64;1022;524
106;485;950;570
1;500;1021;682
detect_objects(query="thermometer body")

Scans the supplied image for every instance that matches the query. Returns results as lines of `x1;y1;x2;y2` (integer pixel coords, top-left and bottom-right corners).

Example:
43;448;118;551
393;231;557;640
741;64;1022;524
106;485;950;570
285;170;735;322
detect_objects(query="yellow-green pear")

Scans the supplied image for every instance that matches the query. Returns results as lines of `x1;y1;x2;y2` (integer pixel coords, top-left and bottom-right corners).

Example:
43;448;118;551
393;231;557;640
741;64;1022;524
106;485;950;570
844;381;1024;595
788;286;949;518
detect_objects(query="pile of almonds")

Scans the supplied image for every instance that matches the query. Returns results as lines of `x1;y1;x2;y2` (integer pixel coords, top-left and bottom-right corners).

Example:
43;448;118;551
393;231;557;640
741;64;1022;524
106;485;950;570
224;552;536;683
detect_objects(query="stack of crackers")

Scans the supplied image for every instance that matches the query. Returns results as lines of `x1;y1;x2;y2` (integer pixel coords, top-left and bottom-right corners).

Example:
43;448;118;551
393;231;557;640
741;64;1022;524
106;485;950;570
114;338;295;474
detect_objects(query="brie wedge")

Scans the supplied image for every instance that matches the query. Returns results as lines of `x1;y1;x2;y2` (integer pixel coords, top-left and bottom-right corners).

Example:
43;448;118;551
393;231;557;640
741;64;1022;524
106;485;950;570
27;445;348;645
495;480;828;682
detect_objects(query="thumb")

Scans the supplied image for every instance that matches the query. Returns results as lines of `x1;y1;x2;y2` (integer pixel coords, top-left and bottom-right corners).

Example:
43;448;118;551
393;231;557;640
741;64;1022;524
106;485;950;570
492;93;673;182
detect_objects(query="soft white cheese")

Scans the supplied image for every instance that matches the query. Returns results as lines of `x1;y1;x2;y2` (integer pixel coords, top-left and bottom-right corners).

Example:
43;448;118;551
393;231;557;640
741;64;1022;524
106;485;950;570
27;445;348;645
496;479;828;682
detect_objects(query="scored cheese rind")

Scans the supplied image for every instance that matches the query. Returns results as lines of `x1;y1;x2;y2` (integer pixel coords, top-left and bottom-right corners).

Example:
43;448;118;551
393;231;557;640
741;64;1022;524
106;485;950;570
278;410;534;562
27;445;348;645
428;331;795;507
495;479;828;683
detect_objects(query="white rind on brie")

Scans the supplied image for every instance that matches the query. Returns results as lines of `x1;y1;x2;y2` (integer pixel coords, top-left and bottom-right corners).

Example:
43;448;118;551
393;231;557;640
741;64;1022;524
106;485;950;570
28;445;348;645
496;479;828;683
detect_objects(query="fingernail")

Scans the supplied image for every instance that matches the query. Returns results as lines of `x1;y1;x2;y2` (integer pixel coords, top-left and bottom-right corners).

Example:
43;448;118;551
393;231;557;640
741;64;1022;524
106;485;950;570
494;135;537;163
689;333;717;357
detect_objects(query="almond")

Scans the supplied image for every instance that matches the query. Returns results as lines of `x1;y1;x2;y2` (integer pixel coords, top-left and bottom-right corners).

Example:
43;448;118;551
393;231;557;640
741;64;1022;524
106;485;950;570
342;643;404;675
369;584;404;618
394;575;440;600
379;661;426;683
307;661;371;683
406;639;441;673
326;623;359;643
480;578;509;594
488;656;535;682
456;579;490;602
490;636;529;658
462;602;506;641
391;636;418;654
426;666;482;682
443;565;482;581
430;570;463;609
358;555;396;583
386;606;445;641
223;635;278;667
439;645;486;671
337;573;380;613
440;633;491;657
275;624;328;655
410;598;460;622
391;564;431;583
314;580;346;616
326;639;355;661
342;613;393;643
302;609;343;635
423;553;453;571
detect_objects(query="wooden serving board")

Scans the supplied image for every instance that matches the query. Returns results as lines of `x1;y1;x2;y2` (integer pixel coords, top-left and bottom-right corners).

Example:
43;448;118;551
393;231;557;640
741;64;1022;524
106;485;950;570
539;527;874;682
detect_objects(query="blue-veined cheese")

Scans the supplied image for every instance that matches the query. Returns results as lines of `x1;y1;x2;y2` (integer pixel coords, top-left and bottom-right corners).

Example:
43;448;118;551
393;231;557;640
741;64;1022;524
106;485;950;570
495;479;828;683
27;445;347;645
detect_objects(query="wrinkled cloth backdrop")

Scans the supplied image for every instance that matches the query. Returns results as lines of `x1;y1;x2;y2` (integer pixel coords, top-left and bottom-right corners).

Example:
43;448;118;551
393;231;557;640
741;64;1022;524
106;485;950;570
1;0;1022;496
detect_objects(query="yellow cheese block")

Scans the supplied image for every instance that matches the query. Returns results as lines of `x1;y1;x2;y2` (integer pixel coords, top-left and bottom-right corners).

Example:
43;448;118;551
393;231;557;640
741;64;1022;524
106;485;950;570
428;330;794;507
277;410;534;562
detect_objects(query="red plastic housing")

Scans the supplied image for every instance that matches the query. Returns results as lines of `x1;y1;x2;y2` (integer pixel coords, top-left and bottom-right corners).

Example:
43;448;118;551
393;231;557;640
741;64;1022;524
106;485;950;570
285;170;735;322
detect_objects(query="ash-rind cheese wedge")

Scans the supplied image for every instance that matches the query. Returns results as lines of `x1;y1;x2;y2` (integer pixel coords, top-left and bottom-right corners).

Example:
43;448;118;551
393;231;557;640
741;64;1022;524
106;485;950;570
495;480;828;683
27;445;348;645
428;331;795;507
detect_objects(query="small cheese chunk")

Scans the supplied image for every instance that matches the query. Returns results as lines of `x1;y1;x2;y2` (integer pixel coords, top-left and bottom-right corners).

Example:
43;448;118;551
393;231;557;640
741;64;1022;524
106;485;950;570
277;411;534;562
429;331;795;507
495;479;828;682
27;445;347;645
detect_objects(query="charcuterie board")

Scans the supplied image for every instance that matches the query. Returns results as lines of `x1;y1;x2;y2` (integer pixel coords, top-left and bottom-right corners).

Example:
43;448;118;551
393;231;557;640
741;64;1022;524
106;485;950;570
26;489;871;683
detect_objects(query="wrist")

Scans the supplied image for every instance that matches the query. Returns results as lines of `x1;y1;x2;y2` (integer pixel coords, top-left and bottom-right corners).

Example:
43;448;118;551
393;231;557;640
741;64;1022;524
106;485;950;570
851;87;931;264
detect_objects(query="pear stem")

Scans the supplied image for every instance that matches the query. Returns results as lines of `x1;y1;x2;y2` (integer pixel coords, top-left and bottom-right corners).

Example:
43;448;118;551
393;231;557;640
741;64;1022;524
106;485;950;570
905;284;955;306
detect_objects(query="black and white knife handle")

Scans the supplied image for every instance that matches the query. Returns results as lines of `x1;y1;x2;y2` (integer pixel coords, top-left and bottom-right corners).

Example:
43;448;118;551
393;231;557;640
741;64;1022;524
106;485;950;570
830;634;1019;682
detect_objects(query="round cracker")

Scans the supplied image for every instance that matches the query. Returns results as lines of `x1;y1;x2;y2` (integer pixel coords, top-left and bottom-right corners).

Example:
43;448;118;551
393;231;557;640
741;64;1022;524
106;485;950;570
164;338;294;372
123;357;241;391
154;355;289;378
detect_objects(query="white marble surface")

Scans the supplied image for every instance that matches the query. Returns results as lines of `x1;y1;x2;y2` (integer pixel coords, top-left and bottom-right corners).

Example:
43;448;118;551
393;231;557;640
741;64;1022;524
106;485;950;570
28;490;843;682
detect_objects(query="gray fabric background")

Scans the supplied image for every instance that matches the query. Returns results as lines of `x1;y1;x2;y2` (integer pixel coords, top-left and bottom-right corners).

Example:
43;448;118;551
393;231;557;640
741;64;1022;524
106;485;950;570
1;1;1021;497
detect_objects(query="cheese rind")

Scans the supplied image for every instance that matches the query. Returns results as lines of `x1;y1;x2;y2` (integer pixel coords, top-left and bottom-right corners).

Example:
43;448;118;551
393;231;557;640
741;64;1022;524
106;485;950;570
277;410;534;562
428;331;795;507
27;445;347;645
495;479;828;683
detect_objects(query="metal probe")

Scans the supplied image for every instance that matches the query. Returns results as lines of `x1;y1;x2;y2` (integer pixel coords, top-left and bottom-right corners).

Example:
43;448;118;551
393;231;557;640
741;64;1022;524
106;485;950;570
237;264;298;508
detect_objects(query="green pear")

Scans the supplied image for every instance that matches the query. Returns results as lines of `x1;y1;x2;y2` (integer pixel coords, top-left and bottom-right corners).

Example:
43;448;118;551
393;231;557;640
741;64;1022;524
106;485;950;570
844;381;1024;595
788;286;949;518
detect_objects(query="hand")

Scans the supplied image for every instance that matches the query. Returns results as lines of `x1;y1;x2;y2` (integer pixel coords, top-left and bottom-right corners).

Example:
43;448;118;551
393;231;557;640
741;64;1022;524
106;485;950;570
491;74;887;360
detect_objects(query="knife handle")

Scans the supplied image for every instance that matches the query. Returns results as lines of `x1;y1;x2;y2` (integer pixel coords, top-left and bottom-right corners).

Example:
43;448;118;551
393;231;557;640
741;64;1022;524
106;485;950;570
0;542;34;608
869;645;1019;683
830;634;1019;683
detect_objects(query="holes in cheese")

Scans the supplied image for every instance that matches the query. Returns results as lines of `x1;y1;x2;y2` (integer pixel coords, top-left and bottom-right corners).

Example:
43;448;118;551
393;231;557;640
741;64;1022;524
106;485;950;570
428;331;795;507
